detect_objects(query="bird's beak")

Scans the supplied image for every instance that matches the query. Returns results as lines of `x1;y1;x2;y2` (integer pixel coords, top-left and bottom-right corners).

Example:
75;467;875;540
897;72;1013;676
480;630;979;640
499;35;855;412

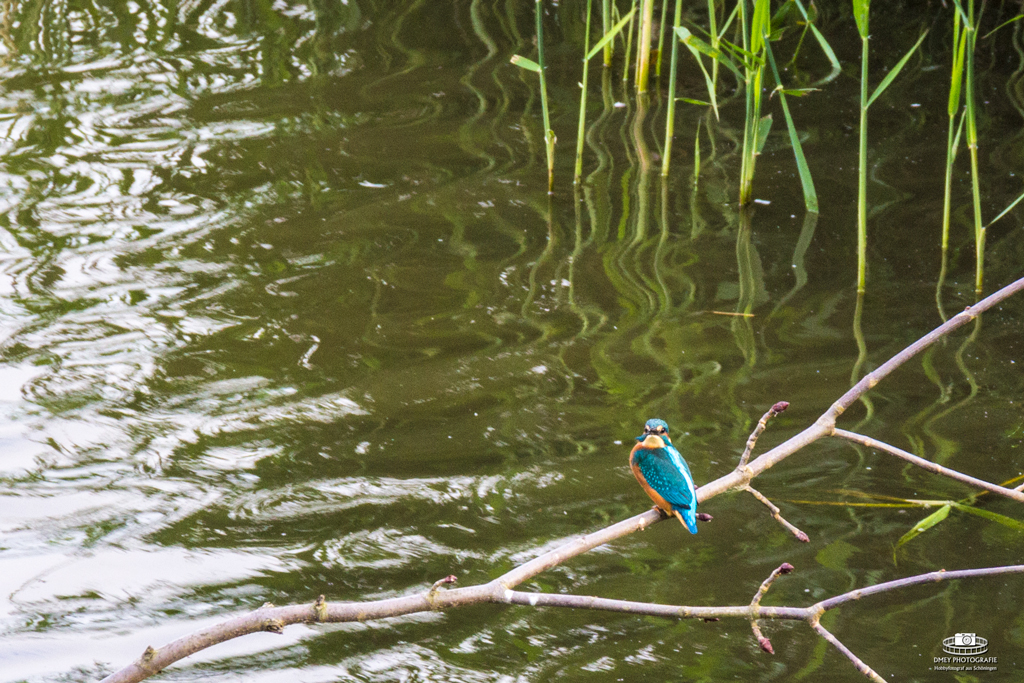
639;435;665;449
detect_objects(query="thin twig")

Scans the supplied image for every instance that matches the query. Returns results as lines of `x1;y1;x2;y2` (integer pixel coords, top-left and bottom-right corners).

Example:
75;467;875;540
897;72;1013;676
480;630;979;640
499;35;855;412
813;565;1024;612
749;562;793;654
739;401;790;467
833;429;1024;503
750;562;794;610
745;486;810;542
810;619;885;682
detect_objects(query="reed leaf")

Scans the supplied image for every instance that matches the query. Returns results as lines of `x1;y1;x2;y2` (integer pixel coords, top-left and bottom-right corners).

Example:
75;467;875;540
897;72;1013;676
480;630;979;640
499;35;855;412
953;503;1024;532
982;13;1024;39
674;26;744;81
749;0;770;56
510;55;541;72
865;30;928;108
948;12;966;117
985;189;1024;228
754;115;773;155
792;0;840;83
852;0;869;38
950;0;972;26
586;7;637;61
895;504;951;551
764;36;818;213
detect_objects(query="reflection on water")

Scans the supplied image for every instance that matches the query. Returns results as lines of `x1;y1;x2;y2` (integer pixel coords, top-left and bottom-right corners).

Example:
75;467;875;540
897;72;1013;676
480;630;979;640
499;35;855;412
0;1;1023;681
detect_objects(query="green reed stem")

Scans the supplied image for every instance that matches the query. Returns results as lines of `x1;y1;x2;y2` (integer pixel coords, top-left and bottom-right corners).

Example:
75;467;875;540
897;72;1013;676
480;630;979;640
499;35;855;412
857;30;868;292
707;0;720;88
623;1;636;83
575;0;594;185
738;0;769;206
694;118;702;181
655;0;669;78
535;0;555;193
853;0;924;291
942;10;967;254
661;0;684;176
964;0;984;293
602;0;612;66
636;0;655;91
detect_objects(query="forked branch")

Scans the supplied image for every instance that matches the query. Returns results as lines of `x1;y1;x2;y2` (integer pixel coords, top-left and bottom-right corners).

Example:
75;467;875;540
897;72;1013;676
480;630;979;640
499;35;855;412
100;276;1024;683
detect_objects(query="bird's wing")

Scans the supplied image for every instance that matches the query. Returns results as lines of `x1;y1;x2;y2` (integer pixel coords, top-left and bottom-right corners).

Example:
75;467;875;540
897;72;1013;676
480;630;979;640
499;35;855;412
634;448;696;511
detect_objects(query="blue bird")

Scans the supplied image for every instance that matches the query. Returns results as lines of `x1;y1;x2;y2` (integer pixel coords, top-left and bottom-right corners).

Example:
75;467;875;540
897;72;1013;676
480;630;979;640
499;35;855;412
629;418;699;533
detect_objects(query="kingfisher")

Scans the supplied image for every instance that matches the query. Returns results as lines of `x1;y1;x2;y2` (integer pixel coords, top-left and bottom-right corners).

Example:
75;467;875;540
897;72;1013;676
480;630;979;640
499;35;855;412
629;418;699;533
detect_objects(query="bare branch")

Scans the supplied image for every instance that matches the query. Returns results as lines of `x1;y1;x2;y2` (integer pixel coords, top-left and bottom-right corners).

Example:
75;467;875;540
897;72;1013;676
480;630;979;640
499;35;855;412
810;620;886;682
745;486;810;542
813;565;1024;612
501;590;803;620
833;429;1024;504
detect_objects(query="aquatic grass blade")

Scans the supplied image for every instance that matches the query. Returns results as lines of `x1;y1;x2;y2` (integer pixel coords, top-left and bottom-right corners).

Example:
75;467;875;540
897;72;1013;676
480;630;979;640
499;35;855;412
749;0;770;56
791;0;840;83
586;8;637;61
985;190;1024;228
674;26;744;80
953;503;1024;531
950;0;972;26
754;114;773;155
982;13;1024;40
895;504;951;551
852;0;869;37
948;14;966;117
675;27;726;119
510;55;541;73
764;36;818;212
865;30;928;108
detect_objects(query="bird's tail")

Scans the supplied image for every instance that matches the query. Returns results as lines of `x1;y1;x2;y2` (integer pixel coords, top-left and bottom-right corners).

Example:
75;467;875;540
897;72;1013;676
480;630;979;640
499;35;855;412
673;508;698;534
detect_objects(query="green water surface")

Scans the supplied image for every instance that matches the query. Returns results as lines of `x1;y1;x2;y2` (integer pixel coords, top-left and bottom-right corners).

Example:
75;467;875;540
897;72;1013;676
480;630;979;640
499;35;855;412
0;1;1023;681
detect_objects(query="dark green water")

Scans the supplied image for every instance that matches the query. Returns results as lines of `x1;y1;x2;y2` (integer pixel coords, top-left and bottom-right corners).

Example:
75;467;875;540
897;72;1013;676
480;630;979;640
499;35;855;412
1;1;1023;681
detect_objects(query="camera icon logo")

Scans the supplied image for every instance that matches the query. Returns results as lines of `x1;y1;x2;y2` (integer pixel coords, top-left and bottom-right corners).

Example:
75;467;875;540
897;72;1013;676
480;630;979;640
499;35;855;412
943;632;988;655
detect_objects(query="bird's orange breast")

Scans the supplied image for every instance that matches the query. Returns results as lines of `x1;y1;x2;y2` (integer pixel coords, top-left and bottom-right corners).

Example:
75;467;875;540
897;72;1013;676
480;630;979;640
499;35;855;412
629;442;673;513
